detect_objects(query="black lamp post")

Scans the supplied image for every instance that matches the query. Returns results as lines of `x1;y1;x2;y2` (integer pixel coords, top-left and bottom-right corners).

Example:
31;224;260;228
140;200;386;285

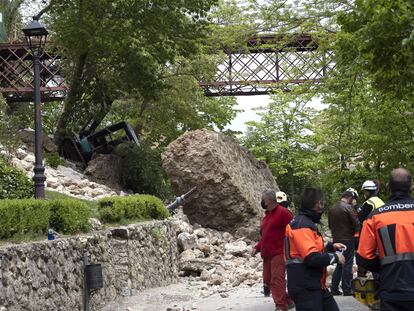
22;17;48;199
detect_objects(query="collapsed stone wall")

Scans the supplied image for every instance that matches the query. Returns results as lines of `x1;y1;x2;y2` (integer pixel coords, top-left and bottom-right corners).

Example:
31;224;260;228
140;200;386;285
0;221;178;311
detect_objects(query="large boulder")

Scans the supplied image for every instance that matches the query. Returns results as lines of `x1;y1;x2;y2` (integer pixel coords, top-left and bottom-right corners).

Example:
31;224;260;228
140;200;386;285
84;154;122;189
161;129;278;238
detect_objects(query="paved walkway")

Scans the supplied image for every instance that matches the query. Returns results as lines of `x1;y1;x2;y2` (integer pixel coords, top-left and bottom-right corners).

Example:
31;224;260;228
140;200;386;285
101;281;370;311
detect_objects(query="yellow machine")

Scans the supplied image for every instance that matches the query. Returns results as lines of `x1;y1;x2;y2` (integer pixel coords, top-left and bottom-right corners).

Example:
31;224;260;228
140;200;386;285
352;277;379;307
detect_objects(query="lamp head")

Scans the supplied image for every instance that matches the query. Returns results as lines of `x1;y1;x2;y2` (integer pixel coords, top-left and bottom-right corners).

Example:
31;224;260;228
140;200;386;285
22;17;48;55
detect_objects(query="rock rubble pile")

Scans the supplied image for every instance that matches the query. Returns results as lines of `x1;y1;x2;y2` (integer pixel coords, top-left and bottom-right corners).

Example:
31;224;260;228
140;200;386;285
172;209;263;299
3;146;119;200
169;211;347;311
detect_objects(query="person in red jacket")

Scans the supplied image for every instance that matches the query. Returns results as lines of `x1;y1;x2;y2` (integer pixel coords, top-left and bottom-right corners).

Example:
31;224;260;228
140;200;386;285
252;189;294;311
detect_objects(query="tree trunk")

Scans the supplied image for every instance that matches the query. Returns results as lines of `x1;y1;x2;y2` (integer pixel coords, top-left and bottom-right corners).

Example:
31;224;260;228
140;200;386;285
54;51;88;146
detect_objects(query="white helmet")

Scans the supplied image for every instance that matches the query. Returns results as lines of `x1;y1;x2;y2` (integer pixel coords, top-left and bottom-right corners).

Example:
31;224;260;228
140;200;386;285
346;187;359;198
361;180;377;191
276;191;288;203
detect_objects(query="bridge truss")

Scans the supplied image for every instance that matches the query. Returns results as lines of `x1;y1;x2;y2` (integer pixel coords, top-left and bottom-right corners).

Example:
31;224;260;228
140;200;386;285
0;35;333;102
0;43;66;103
200;34;334;96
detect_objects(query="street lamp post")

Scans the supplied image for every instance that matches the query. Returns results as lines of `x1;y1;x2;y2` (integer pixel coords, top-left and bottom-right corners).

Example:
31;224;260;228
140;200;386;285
22;17;48;199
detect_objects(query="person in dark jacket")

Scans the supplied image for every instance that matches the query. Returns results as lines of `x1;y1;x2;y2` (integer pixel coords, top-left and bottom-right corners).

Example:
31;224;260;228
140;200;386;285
357;180;384;285
253;189;294;311
285;187;345;311
357;168;414;311
358;180;384;224
328;190;360;296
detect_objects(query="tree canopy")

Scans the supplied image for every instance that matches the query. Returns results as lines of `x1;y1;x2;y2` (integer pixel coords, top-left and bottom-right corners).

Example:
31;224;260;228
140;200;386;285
1;0;414;203
233;0;414;206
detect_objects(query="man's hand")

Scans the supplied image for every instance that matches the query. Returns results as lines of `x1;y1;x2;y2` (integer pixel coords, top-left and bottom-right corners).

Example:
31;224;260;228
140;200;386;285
333;243;347;251
336;252;345;265
251;248;258;257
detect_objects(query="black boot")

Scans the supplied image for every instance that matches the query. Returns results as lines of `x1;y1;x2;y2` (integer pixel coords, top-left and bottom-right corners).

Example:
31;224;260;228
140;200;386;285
263;284;270;297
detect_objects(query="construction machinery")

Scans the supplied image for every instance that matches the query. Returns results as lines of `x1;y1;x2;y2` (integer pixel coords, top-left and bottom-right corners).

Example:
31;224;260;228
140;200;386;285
59;120;139;168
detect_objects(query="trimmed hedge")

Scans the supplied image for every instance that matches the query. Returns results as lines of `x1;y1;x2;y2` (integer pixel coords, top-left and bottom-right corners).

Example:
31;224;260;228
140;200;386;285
0;194;169;240
49;199;91;234
0;199;91;239
98;194;170;223
0;157;33;199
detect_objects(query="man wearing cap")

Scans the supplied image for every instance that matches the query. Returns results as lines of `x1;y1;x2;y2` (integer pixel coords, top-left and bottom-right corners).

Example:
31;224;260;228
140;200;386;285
252;189;294;311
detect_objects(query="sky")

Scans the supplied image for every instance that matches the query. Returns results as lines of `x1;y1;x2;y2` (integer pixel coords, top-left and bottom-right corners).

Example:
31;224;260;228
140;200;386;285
226;95;268;133
228;95;326;133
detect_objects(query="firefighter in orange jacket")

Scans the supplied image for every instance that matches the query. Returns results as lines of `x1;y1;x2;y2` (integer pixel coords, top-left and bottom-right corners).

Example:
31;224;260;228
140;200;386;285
357;168;414;311
285;187;346;311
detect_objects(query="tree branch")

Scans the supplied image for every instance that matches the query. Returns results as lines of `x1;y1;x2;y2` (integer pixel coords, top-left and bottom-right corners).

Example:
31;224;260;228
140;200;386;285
34;0;57;20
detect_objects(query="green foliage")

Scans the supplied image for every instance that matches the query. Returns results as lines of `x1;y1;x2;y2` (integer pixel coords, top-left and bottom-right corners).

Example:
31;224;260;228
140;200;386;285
98;194;169;224
0;157;33;199
45;152;65;168
47;0;221;142
48;199;91;234
0;96;22;154
337;0;414;100
309;0;414;205
0;0;25;41
104;63;240;148
0;199;50;239
45;189;98;212
0;96;61;160
242;88;319;207
0;198;91;239
232;0;414;207
114;142;171;199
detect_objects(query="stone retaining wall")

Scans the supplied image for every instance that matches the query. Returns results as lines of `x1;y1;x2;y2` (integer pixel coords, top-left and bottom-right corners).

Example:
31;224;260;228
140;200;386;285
0;220;179;310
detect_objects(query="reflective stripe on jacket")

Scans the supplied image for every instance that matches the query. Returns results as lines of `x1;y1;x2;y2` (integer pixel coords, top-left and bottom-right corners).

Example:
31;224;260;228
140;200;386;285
285;214;334;295
357;194;414;301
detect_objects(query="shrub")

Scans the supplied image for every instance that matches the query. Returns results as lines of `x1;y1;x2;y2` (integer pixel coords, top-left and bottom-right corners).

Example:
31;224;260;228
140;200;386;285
114;142;172;199
46;190;99;218
49;199;91;234
45;152;65;169
0;157;33;199
0;199;50;239
0;198;91;239
98;194;169;223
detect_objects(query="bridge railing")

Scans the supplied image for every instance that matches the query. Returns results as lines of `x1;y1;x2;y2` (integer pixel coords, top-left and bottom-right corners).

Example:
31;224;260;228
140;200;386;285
200;34;335;96
0;43;67;103
0;35;334;102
